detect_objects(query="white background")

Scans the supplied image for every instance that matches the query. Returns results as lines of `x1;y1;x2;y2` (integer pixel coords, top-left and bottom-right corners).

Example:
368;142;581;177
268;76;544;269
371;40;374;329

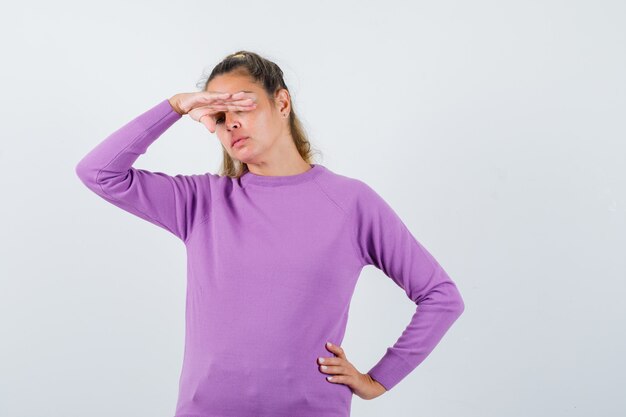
1;1;624;416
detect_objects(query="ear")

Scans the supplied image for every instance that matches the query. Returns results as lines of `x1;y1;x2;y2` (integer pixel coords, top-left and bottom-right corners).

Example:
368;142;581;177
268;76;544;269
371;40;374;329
275;88;291;115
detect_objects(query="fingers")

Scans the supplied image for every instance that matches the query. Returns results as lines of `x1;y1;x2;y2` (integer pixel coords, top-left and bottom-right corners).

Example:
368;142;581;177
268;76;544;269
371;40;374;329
317;355;343;367
191;102;256;129
183;90;258;114
191;101;256;132
198;114;215;133
196;99;255;113
192;97;256;116
317;356;347;382
318;358;355;385
217;99;257;111
317;343;348;370
207;90;257;107
189;92;231;112
316;342;382;398
318;342;356;384
187;90;257;133
325;341;347;359
318;342;347;365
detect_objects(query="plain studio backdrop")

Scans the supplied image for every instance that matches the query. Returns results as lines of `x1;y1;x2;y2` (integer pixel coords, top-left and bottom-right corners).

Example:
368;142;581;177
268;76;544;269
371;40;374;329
1;1;624;416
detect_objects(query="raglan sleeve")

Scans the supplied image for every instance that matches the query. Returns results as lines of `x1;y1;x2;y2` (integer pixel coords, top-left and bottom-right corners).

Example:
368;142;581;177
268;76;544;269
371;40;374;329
353;181;465;392
75;98;202;243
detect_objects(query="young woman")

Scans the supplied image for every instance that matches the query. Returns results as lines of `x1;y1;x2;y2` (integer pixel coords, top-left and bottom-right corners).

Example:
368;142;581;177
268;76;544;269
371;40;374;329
75;50;465;417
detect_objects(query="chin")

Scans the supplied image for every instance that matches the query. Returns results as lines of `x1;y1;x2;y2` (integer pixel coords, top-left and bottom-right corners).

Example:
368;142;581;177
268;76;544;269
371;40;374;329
232;147;261;164
237;157;255;165
232;152;252;163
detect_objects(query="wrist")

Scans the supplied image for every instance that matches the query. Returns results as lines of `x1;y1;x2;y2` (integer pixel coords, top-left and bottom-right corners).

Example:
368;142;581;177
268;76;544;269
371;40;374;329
168;97;185;116
366;373;387;392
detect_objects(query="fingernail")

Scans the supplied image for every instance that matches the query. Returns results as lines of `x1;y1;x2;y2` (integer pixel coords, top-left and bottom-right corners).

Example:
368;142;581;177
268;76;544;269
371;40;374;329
327;376;333;381
319;357;325;363
327;342;332;347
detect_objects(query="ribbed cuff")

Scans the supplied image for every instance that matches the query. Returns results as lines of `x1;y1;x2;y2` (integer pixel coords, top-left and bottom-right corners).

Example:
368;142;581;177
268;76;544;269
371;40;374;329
367;348;415;391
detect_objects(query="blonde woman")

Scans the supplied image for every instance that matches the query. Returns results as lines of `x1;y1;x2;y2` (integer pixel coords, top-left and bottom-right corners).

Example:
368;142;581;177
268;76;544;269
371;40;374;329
75;50;465;417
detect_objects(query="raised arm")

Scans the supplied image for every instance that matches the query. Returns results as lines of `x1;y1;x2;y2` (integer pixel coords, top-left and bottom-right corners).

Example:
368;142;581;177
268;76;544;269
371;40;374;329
75;99;199;243
352;181;465;391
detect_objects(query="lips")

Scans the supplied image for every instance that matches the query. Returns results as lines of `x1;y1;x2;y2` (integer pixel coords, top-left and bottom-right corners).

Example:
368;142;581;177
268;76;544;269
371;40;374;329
231;136;248;147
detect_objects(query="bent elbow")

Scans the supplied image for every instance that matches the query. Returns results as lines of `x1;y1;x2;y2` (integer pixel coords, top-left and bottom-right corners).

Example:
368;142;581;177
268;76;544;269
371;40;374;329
453;292;465;317
75;158;97;188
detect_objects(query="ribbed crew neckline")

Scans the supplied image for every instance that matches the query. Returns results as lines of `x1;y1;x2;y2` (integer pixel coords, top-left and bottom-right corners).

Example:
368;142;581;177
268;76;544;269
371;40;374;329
240;164;325;187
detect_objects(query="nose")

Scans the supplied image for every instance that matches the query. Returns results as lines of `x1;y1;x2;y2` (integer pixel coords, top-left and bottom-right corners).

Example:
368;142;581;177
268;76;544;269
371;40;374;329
226;113;241;130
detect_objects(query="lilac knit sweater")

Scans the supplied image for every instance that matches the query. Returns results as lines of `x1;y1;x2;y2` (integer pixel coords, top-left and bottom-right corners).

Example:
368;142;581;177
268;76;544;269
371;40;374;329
75;98;465;417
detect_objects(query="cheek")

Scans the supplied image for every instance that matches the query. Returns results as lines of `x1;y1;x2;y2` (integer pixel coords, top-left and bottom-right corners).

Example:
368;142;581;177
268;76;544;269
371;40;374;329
252;112;275;133
245;111;262;127
215;133;229;148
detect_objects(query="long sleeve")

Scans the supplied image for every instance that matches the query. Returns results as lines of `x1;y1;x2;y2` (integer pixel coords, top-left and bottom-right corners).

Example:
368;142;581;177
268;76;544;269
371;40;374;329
75;98;201;243
352;181;465;391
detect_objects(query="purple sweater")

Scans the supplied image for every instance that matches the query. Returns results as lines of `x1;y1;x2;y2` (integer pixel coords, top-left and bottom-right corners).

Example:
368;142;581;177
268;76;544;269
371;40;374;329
75;98;465;417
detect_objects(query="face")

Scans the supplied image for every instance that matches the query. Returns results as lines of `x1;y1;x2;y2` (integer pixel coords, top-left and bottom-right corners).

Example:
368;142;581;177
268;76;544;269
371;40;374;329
205;72;291;164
